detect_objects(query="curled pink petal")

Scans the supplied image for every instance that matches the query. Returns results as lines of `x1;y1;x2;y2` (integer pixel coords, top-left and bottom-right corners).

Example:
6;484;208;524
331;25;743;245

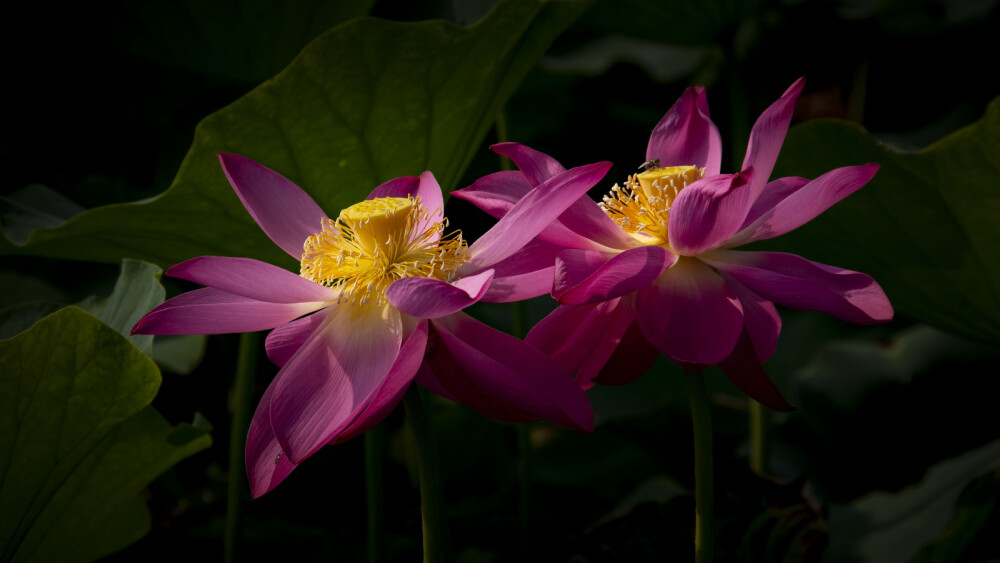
668;170;756;256
431;312;594;432
166;256;336;303
646;86;723;175
718;330;794;411
132;288;325;335
705;250;893;324
269;304;403;463
740;77;805;200
246;374;297;498
460;161;612;274
265;309;329;367
554;246;676;305
451;171;529;219
331;321;428;444
726;164;880;247
636;258;744;367
416;362;457;401
386;269;494;319
492;142;567;186
366;175;421;200
218;154;327;261
367;171;444;241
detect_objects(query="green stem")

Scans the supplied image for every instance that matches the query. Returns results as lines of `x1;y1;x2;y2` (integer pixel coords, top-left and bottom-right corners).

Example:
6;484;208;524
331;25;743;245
224;332;259;563
404;386;449;563
366;424;386;563
686;371;714;563
749;399;770;475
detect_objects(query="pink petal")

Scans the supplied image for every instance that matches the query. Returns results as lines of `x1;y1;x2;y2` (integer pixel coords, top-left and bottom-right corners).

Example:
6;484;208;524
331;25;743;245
492;142;566;186
386;269;494;319
367;172;445;242
331;321;428;444
480;239;560;302
526;299;624;383
269;304;403;463
736;176;810;234
166;256;336;303
131;288;325;335
740;78;805;200
646;86;723;175
218;154;327;261
720;273;782;363
460;161;613;274
668;170;756;256
431;312;594;432
265;309;329;367
451;171;529;219
554;246;677;305
245;375;297;498
726;164;880;247
588;319;659;387
636;258;744;367
718;330;794;411
704;250;893;324
415;362;457;401
366;175;421;199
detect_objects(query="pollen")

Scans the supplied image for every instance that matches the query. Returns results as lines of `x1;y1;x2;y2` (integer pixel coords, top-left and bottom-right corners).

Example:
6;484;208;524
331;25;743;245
600;165;704;245
300;196;469;307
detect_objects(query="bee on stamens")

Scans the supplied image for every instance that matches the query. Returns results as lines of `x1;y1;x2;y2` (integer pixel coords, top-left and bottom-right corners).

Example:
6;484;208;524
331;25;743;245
638;158;660;172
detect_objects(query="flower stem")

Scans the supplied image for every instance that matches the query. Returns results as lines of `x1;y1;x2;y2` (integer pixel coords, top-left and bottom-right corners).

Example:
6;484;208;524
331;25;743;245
366;424;386;563
686;371;714;563
224;332;259;563
404;386;449;563
749;399;770;475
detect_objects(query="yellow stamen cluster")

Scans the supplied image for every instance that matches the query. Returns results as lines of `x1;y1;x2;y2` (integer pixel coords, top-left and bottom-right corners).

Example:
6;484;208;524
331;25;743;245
300;196;469;307
600;165;704;245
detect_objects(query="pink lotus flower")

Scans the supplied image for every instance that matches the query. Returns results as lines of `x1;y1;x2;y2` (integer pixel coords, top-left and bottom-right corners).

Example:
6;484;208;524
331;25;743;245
133;154;609;497
454;78;893;409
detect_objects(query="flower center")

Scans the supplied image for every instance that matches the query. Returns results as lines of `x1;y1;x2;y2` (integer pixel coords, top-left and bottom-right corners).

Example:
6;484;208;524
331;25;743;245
600;165;704;245
300;196;469;307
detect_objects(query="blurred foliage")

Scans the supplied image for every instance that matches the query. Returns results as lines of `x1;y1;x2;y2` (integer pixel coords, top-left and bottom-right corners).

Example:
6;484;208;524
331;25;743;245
1;0;998;561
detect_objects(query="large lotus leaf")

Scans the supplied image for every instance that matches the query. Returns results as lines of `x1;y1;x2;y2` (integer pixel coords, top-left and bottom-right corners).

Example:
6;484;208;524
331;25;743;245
106;0;375;83
0;307;211;562
770;98;1000;344
1;0;591;269
824;439;1000;563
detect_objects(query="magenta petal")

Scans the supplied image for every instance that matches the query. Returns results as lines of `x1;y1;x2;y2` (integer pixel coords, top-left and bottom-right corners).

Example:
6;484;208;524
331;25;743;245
269;304;403;463
452;171;529;220
554;246;677;305
166;256;336;303
668;170;756;256
735;176;810;234
367;172;445;241
721;272;781;362
483;268;556;303
718;330;794;411
646;86;723;175
245;376;297;498
527;300;622;381
218;154;327;260
331;321;428;444
740;78;805;199
726;164;880;247
367;175;420;199
636;259;744;367
132;288;324;335
492;142;566;186
460;161;613;274
386;270;494;319
705;250;893;324
432;312;594;432
416;362;457;401
588;319;659;387
265;309;329;367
